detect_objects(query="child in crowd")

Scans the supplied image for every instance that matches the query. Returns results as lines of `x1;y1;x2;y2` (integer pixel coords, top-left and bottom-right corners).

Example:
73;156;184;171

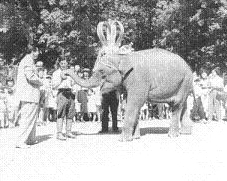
87;89;97;121
0;82;7;128
5;79;17;127
94;86;101;122
44;75;57;122
140;102;148;120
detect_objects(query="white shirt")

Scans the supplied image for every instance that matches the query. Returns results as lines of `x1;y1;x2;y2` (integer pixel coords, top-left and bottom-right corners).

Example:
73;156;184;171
52;69;74;89
72;84;82;94
0;91;6;112
224;85;227;92
194;82;203;98
209;75;224;89
40;78;51;91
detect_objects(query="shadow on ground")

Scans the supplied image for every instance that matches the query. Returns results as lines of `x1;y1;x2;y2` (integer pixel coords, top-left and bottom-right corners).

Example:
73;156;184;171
72;130;121;136
36;134;53;144
72;127;169;137
140;127;169;136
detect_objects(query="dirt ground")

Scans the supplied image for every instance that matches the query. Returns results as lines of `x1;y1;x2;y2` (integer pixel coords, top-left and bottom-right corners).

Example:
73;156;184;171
1;119;227;181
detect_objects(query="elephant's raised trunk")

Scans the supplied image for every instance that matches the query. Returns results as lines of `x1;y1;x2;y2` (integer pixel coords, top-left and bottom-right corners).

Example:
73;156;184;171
70;72;101;88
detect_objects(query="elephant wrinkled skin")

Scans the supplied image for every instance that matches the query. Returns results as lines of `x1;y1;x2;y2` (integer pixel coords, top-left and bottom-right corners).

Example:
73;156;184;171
67;48;194;141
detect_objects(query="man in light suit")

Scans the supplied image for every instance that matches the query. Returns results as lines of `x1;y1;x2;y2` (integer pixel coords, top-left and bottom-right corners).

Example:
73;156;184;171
15;47;43;148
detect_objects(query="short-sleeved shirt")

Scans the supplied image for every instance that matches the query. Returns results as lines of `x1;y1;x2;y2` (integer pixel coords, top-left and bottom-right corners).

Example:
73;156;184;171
52;69;74;89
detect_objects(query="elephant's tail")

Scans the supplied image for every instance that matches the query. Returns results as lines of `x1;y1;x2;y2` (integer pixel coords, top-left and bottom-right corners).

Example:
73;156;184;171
188;84;198;112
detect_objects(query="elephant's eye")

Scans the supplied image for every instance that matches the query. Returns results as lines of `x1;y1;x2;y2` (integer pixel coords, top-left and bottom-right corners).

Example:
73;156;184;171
101;52;106;57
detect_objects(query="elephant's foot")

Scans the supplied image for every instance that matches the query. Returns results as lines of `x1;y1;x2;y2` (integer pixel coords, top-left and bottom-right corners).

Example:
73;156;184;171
180;126;192;135
168;128;180;138
133;128;141;140
119;134;133;142
118;133;140;141
119;129;133;142
133;135;140;140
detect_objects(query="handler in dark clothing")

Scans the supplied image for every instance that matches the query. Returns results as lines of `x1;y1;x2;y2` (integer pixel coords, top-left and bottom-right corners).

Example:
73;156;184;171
100;90;119;133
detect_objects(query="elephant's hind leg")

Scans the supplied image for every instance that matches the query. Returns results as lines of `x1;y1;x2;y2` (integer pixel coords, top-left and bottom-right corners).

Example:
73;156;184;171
180;101;193;135
168;104;182;138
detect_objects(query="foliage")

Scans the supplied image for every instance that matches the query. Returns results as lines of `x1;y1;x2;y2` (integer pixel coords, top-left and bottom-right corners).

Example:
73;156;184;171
154;0;227;72
1;0;227;73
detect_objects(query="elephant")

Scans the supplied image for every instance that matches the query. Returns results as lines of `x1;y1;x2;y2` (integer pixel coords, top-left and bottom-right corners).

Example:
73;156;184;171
66;47;193;141
65;20;194;141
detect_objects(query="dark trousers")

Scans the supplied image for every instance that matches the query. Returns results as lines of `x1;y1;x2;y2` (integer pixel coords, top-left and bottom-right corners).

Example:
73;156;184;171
191;97;206;120
101;91;119;131
47;108;57;122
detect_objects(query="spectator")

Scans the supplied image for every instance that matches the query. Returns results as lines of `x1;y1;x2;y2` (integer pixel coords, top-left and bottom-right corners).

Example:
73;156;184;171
94;86;101;122
5;79;17;127
72;65;82;121
140;102;148;120
44;75;57;122
74;65;80;72
77;69;89;122
199;69;210;119
207;67;224;123
223;83;227;120
36;61;47;126
190;76;206;122
0;82;7;128
87;89;98;121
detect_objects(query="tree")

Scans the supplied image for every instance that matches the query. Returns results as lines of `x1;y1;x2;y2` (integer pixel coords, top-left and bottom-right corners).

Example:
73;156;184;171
1;0;227;73
153;0;227;72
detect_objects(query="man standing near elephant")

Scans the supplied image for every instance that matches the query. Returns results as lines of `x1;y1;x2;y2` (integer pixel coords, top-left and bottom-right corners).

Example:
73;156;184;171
100;87;119;133
15;47;43;148
52;59;76;140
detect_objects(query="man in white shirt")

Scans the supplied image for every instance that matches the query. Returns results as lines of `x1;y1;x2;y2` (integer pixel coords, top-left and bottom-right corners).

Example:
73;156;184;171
52;59;76;140
15;47;43;148
207;68;224;122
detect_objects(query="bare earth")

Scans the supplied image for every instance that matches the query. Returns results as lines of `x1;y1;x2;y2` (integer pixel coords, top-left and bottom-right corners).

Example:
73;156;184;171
1;119;227;181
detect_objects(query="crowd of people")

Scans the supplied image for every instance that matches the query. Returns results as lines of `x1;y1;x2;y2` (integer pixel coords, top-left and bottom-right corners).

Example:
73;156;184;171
189;67;227;123
1;47;227;148
0;60;102;129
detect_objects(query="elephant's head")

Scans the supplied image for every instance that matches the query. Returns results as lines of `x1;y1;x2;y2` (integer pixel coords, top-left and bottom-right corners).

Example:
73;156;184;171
92;20;135;93
67;20;133;93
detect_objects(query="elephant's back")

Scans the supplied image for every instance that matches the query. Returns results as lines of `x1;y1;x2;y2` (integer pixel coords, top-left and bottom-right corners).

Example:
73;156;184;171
128;48;193;99
131;48;192;76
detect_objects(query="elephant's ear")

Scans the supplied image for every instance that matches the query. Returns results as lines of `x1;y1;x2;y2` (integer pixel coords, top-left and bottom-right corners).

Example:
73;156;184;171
118;55;133;76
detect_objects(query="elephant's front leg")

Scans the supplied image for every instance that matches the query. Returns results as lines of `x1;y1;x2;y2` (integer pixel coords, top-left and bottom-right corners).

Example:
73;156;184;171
119;97;144;142
119;108;140;141
133;120;140;139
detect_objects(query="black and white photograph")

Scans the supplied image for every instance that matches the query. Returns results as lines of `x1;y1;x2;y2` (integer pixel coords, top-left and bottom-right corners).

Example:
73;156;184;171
0;0;227;180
